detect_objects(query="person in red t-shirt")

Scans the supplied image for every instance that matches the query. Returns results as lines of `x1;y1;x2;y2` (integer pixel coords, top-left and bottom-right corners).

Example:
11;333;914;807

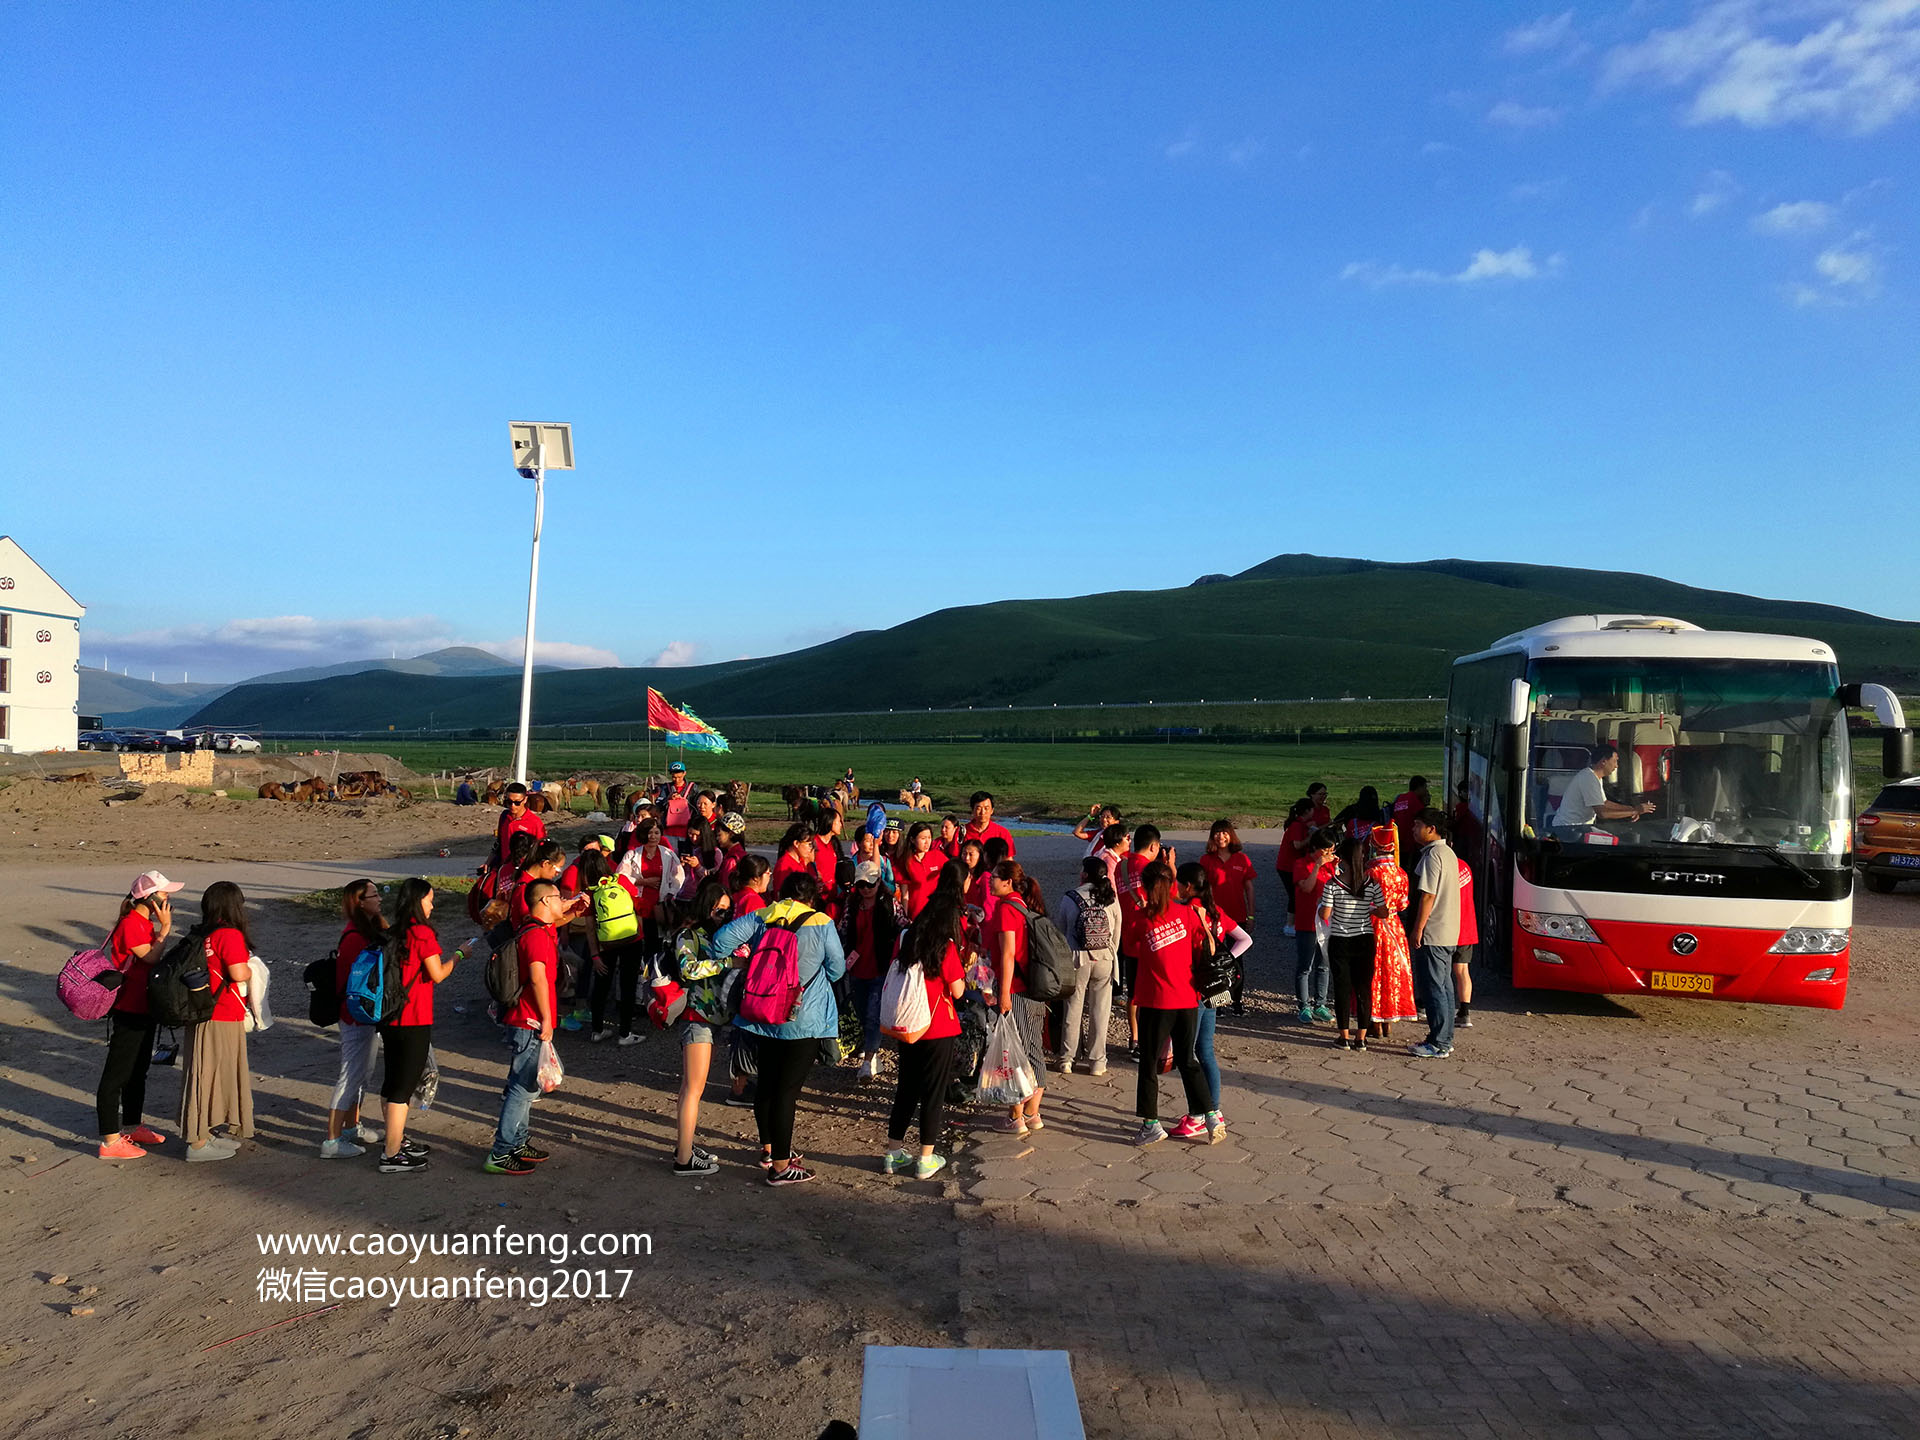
180;882;257;1161
987;860;1049;1135
728;854;772;918
936;814;963;862
1116;825;1174;1055
1276;799;1315;937
1453;857;1479;1029
1290;829;1337;1023
1391;776;1431;855
324;878;389;1158
494;783;547;865
1306;782;1332;829
375;877;464;1173
963;791;1016;858
838;862;899;1080
95;869;182;1159
880;887;968;1179
767;825;817;914
486;879;568;1175
897;823;947;919
1198;820;1257;1013
811;812;846;920
1126;862;1211;1145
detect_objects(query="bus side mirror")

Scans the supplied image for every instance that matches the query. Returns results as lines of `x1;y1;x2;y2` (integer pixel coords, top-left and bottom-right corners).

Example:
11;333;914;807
1888;729;1914;781
1506;679;1531;728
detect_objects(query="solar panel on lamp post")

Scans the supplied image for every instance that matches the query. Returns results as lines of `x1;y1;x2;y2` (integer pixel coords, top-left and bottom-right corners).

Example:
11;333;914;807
506;422;575;785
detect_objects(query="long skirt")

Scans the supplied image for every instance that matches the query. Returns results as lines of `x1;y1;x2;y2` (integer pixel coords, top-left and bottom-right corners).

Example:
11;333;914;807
1370;917;1419;1024
179;1020;254;1146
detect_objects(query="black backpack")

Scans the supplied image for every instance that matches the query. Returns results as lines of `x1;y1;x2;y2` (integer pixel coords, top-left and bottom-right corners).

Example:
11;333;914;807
485;923;542;1011
1002;901;1077;1002
1190;912;1234;1002
304;948;341;1027
147;926;221;1027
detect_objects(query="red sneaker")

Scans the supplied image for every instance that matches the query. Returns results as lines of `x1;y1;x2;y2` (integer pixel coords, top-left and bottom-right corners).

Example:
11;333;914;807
1167;1115;1207;1140
98;1137;147;1160
126;1125;166;1146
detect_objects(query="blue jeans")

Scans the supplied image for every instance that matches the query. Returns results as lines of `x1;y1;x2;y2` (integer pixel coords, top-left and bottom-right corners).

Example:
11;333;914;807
1293;928;1329;1009
1418;945;1457;1050
850;976;884;1055
1194;1004;1221;1112
489;1027;542;1159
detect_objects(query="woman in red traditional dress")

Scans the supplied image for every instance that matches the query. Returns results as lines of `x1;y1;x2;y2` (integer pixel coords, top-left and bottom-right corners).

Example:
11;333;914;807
1367;825;1418;1037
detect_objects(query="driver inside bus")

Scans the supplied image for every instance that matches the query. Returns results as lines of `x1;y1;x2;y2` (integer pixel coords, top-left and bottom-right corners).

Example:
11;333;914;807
1554;743;1655;838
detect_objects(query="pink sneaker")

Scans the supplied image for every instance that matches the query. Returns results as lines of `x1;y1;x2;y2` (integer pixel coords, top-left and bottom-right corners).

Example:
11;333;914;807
98;1136;147;1160
1168;1115;1207;1140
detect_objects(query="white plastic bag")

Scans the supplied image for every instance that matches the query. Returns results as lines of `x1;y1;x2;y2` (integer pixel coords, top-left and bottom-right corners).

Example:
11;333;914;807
413;1045;440;1111
976;1009;1036;1106
243;954;273;1032
880;962;932;1042
537;1039;565;1094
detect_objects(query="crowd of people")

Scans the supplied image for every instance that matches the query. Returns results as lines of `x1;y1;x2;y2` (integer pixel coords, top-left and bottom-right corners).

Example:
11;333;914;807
83;767;1482;1181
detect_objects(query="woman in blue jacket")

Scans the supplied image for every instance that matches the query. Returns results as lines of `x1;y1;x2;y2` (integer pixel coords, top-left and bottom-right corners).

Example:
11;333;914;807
710;870;844;1186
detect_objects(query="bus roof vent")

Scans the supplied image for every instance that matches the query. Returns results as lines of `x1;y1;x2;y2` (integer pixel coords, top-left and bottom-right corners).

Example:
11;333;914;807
1600;616;1699;632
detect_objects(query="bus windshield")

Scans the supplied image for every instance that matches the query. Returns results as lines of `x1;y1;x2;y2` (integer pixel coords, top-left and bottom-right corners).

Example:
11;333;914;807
1525;658;1849;862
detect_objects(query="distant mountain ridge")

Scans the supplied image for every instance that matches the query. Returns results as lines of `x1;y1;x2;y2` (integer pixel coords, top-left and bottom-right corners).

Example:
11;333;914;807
240;646;526;688
187;555;1920;733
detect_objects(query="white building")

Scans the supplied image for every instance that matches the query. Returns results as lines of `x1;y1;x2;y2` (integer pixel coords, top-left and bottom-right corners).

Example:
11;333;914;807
0;536;85;753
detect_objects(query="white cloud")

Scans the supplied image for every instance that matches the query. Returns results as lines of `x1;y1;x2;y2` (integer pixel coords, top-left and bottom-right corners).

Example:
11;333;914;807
1753;199;1837;232
1505;10;1579;55
1488;99;1563;127
1788;229;1885;303
1341;245;1563;287
89;613;619;682
1605;0;1920;134
1162;130;1268;166
644;640;700;668
1689;168;1741;217
1815;239;1879;285
1510;176;1568;201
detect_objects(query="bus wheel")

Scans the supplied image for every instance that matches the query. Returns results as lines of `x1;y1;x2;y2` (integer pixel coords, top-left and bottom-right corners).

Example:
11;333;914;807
1865;872;1898;894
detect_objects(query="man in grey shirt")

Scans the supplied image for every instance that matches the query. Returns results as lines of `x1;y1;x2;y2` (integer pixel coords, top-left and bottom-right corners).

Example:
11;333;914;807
1409;809;1462;1058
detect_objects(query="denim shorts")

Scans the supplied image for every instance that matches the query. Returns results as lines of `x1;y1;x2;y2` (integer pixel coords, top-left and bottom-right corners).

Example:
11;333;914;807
682;1019;718;1048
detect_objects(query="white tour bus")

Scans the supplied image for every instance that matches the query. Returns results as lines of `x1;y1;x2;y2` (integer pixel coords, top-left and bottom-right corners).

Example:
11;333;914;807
1445;615;1910;1010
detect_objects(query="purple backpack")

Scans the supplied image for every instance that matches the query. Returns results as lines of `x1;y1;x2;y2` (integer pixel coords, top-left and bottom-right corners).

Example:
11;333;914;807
57;946;123;1022
737;915;806;1027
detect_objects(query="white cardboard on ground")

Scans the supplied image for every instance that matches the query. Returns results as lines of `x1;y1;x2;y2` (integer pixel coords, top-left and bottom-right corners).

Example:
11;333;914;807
858;1346;1086;1440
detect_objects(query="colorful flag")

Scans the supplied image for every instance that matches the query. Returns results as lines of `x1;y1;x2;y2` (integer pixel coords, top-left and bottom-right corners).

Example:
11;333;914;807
647;688;729;752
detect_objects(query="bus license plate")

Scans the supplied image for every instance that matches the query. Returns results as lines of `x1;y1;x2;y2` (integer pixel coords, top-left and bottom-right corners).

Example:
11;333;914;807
1651;971;1715;995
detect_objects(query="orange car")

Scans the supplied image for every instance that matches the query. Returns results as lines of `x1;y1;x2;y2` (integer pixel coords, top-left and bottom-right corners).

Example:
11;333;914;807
1857;778;1920;893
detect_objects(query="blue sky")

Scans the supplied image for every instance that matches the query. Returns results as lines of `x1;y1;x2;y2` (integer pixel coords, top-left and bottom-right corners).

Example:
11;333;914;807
3;2;1915;682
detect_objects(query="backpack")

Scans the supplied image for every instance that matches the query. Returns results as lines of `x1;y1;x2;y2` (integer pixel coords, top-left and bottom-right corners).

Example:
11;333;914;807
879;961;933;1044
737;913;808;1027
1071;890;1113;951
147;926;219;1027
484;923;543;1011
57;946;123;1022
592;876;639;944
1003;901;1076;1002
304;949;341;1027
465;870;494;927
1190;910;1234;1002
342;936;411;1026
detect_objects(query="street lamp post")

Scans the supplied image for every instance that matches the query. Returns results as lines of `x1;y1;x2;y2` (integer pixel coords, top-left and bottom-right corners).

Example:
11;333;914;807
507;422;575;785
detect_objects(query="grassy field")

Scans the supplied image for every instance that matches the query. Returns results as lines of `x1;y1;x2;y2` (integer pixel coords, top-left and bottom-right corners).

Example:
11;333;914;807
272;738;1444;828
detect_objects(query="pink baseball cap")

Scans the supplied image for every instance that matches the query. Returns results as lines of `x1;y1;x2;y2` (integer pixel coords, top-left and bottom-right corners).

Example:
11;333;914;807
130;870;185;900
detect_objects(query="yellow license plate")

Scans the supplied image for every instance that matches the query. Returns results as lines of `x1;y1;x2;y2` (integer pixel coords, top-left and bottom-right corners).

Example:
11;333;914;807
1651;971;1715;994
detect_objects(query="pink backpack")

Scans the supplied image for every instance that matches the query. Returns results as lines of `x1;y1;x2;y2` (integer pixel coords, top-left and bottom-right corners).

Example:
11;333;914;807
737;915;806;1027
57;946;122;1022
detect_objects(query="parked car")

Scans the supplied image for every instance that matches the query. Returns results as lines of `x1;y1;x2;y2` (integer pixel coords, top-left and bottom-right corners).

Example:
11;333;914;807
120;732;164;752
223;733;262;753
1857;778;1920;893
79;730;124;751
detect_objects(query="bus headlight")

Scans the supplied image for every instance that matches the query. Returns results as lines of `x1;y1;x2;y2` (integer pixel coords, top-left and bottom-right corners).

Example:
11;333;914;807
1768;928;1848;955
1516;910;1599;943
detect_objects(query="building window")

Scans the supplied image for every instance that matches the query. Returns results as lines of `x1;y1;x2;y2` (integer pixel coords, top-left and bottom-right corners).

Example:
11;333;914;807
0;704;9;741
0;612;10;647
0;657;9;693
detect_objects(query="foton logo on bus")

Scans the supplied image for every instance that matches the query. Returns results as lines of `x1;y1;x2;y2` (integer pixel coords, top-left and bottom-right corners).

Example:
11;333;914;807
1650;870;1725;885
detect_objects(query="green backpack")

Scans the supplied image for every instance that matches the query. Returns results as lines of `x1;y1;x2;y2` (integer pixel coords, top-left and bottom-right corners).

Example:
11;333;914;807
592;877;638;944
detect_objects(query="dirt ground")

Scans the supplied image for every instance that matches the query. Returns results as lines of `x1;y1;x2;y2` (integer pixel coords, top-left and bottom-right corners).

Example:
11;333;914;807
2;796;1917;1440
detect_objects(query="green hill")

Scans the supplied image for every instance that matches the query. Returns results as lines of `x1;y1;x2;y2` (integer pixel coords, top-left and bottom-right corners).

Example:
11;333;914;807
187;556;1920;732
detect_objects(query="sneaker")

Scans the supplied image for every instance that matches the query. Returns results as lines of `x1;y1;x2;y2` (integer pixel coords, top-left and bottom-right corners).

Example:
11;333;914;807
98;1136;146;1160
913;1154;948;1181
483;1151;536;1175
1410;1042;1453;1059
512;1142;550;1163
318;1137;365;1160
126;1125;166;1146
1132;1120;1167;1146
379;1149;428;1174
1052;1058;1073;1077
673;1147;720;1177
767;1164;815;1186
590;1027;614;1043
1296;1006;1314;1024
354;1125;381;1145
1087;1060;1109;1077
1125;1045;1141;1063
991;1115;1030;1136
559;1014;586;1033
617;1032;644;1047
186;1141;235;1163
724;1091;756;1108
760;1150;805;1170
1205;1111;1227;1143
398;1137;431;1157
1456;1008;1473;1028
1312;1005;1334;1023
1168;1115;1207;1140
859;1053;881;1082
882;1148;915;1175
